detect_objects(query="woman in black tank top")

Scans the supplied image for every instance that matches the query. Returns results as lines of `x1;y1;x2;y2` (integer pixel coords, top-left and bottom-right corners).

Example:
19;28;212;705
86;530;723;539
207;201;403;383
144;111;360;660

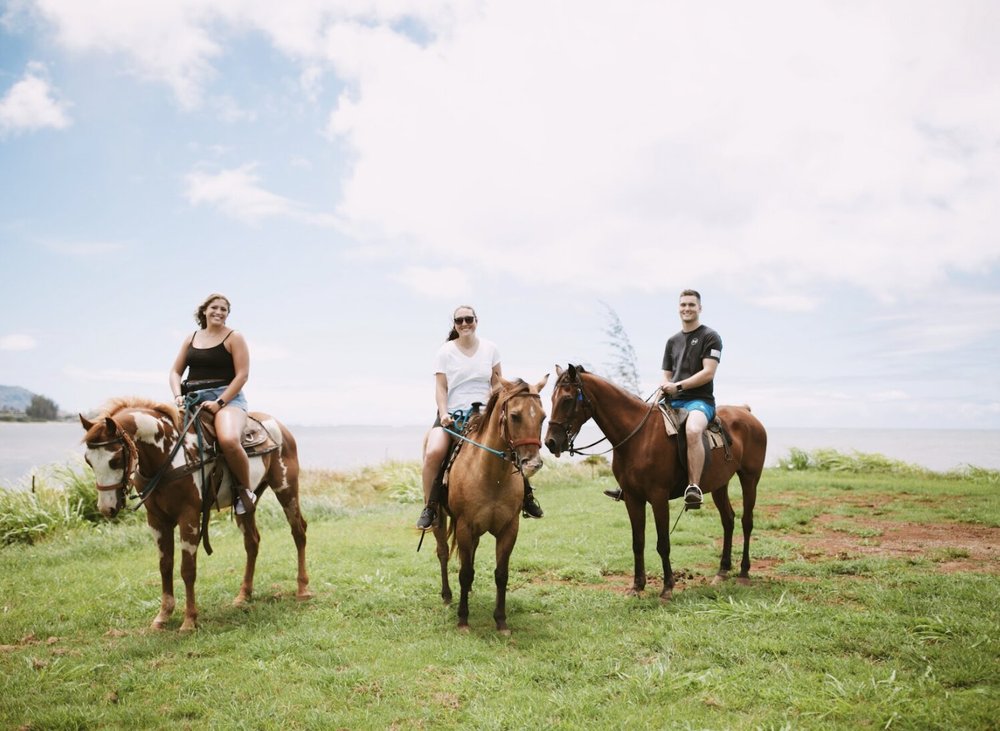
169;293;256;515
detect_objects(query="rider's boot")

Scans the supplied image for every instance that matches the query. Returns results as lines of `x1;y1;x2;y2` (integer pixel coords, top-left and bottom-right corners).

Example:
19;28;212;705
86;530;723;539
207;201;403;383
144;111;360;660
416;502;437;530
235;486;257;516
603;488;623;500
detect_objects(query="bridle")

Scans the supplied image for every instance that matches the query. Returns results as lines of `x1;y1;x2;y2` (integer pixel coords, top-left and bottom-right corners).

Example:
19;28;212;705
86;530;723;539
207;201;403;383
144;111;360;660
85;430;140;502
549;370;660;456
443;384;544;472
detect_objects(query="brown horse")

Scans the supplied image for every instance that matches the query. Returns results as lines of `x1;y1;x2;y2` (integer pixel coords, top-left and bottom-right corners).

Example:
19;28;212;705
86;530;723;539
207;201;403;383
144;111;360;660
79;397;310;631
544;365;766;601
430;376;549;634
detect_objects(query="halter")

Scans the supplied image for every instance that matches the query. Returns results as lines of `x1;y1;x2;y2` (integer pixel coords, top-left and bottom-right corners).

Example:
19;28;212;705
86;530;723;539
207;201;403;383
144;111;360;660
549;370;660;456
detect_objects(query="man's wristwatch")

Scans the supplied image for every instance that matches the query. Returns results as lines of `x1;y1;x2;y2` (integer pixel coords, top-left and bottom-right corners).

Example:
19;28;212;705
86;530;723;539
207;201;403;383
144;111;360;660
676;383;684;392
216;398;226;407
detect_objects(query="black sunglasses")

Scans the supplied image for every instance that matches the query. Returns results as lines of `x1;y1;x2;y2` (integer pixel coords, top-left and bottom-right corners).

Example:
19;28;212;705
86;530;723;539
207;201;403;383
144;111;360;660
453;316;476;325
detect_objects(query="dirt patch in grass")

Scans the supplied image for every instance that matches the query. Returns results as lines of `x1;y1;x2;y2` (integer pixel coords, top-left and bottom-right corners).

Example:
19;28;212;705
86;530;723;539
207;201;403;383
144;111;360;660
791;515;1000;574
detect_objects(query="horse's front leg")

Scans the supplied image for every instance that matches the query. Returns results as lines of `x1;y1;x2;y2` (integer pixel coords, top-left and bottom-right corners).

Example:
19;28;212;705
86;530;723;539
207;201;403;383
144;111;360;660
432;514;452;604
649;497;674;603
623;496;647;596
177;516;200;631
234;511;261;606
456;526;478;631
149;519;176;629
493;523;518;635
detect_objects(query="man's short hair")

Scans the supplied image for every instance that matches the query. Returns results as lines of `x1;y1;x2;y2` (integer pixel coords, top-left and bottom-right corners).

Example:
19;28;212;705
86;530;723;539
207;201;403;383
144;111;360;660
679;289;701;303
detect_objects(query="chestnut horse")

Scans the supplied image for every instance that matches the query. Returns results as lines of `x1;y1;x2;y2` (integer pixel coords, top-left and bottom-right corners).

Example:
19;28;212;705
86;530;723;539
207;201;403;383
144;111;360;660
544;365;766;601
430;376;549;634
80;397;310;631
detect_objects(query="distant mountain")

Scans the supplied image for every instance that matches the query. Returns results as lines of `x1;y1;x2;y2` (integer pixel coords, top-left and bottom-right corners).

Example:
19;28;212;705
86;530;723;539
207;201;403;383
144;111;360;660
0;385;36;412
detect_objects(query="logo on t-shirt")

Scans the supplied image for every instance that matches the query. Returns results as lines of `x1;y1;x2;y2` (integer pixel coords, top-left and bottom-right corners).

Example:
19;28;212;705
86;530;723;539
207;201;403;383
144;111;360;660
691;338;699;345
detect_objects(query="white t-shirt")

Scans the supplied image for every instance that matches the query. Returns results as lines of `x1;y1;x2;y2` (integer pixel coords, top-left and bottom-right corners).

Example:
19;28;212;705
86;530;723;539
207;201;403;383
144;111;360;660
434;338;501;413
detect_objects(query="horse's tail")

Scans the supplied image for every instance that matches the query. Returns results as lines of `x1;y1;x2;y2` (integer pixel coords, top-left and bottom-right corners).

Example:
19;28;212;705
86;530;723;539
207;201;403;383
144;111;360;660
447;512;458;558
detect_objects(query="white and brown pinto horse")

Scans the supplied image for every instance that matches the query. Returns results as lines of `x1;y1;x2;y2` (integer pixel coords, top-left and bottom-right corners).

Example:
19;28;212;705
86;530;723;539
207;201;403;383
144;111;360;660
80;397;310;631
431;376;549;634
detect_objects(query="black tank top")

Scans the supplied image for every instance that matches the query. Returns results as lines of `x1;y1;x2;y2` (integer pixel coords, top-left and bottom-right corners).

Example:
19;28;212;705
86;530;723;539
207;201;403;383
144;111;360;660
186;331;236;382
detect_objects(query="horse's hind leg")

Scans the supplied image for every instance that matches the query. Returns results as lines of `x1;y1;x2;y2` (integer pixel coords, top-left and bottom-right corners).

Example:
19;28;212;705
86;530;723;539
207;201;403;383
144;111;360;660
456;527;478;631
736;469;759;582
271;475;312;600
711;482;736;584
433;517;452;605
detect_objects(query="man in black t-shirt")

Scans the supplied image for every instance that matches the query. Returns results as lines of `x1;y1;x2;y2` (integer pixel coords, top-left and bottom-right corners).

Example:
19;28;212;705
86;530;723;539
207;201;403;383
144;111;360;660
605;289;722;508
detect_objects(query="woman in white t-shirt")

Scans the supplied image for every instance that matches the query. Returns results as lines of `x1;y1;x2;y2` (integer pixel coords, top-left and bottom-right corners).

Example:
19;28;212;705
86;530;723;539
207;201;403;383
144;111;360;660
415;305;543;529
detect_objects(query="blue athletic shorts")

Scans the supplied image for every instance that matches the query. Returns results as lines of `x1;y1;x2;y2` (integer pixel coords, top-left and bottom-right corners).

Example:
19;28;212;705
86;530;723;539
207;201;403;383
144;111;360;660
670;399;715;422
192;386;248;412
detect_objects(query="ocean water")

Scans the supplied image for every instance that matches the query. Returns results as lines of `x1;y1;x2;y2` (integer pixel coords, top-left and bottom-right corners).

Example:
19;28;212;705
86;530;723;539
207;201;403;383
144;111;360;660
2;420;998;488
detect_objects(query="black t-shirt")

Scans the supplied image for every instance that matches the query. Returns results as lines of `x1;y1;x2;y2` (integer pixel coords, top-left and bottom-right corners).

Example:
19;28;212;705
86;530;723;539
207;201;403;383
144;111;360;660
661;325;722;404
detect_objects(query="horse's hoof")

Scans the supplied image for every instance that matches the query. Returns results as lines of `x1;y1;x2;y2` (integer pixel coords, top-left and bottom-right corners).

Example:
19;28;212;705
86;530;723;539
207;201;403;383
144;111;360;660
151;620;168;631
458;625;471;634
498;628;512;637
659;589;673;603
736;575;751;586
233;594;250;607
711;574;727;586
626;587;643;598
179;621;197;633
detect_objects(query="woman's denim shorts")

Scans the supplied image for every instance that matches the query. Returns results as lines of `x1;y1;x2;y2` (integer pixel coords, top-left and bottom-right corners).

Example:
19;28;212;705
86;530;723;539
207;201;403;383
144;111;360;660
192;386;248;412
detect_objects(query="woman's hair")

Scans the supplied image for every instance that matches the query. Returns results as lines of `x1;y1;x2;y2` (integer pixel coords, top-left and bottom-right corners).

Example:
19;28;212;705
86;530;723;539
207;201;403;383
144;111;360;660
194;293;232;329
446;305;477;341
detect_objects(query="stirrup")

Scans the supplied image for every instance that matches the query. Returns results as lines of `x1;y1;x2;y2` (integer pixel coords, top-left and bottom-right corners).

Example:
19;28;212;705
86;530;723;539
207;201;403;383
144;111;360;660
603;488;623;501
683;484;703;510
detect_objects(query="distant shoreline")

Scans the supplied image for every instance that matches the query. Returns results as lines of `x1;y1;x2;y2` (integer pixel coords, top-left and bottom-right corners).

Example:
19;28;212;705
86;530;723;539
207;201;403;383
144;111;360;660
2;421;998;488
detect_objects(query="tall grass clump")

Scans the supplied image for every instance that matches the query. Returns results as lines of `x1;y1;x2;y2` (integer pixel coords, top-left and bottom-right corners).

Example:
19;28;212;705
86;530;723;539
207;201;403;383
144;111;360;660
0;461;120;545
777;447;933;476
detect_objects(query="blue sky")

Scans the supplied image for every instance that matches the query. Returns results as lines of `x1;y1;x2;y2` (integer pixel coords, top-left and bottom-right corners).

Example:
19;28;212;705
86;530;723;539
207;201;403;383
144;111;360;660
1;0;998;429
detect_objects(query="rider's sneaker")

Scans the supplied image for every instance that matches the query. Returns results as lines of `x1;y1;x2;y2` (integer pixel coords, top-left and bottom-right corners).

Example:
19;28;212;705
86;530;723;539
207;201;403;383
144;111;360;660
416;505;437;530
684;484;703;510
603;488;623;501
522;495;544;519
235;489;257;515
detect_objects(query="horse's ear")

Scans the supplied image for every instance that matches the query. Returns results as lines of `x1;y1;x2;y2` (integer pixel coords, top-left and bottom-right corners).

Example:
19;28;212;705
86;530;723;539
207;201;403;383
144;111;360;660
79;414;94;431
555;364;565;378
104;416;120;435
493;376;512;394
567;364;577;378
534;374;550;393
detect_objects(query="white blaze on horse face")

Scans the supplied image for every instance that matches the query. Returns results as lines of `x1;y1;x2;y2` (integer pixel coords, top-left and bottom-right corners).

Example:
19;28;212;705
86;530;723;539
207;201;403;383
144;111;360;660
86;446;123;514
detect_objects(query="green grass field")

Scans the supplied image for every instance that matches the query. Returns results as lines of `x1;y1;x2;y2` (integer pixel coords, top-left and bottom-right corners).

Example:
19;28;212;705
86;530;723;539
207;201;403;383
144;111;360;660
1;455;998;729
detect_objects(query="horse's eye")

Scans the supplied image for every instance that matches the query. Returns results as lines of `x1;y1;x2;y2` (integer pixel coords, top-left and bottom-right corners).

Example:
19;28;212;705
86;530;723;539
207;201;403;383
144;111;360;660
511;412;522;422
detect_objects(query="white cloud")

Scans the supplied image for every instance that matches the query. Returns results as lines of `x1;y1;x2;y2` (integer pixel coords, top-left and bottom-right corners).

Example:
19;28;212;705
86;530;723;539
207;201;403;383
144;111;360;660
185;164;295;221
63;366;162;384
0;334;37;351
18;0;1000;304
0;62;71;134
183;163;337;226
392;266;470;298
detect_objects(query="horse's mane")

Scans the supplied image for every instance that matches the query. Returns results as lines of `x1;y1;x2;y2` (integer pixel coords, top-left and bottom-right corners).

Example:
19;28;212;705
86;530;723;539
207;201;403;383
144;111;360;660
98;396;181;431
466;379;530;437
565;366;648;406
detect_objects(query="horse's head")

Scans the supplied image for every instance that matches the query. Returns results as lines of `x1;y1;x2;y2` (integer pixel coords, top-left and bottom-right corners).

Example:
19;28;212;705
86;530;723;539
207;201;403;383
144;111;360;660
545;364;593;457
79;413;137;518
496;374;550;477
